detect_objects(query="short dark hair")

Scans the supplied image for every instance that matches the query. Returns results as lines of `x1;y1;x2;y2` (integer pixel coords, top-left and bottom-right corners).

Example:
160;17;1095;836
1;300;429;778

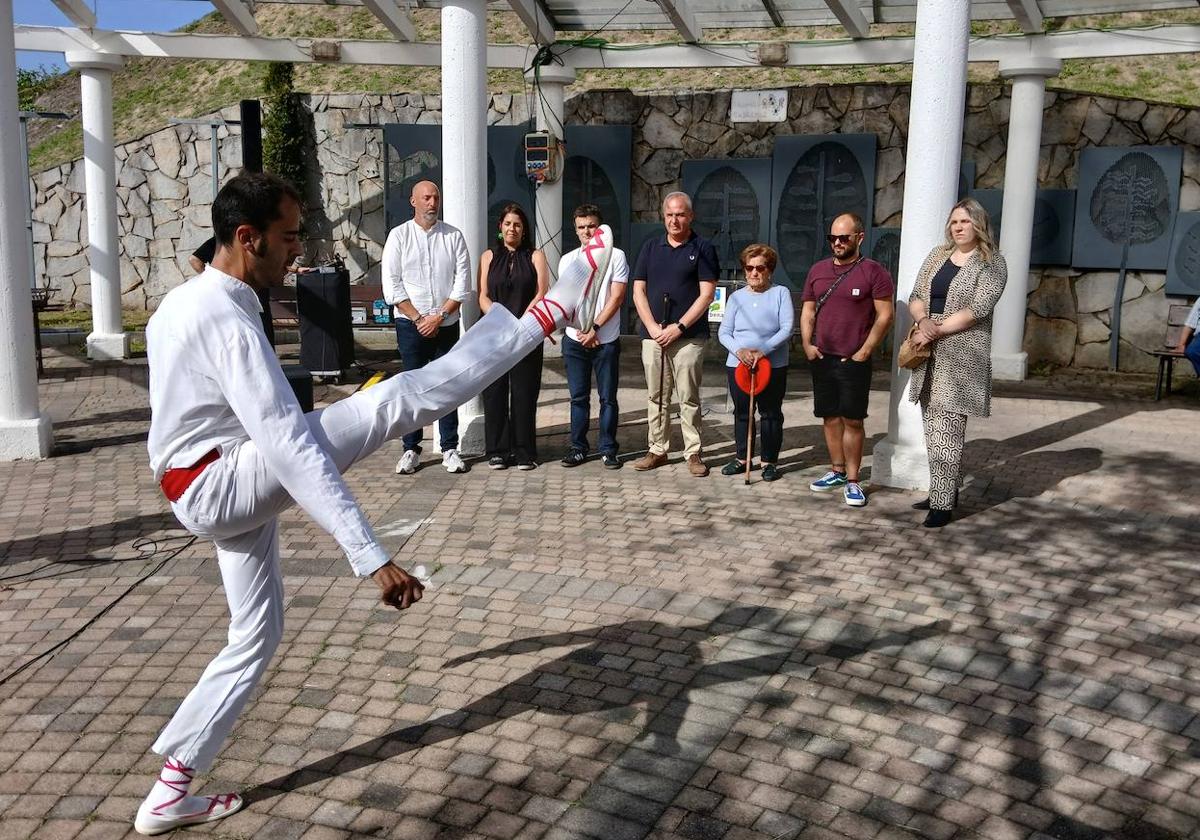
573;203;602;223
492;203;532;253
212;172;304;246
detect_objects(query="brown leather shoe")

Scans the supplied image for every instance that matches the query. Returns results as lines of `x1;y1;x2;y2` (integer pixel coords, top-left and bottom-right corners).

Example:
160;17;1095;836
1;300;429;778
686;454;709;477
632;452;668;471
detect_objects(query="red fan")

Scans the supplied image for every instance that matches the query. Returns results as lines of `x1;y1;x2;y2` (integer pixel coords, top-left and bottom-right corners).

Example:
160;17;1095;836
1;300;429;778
734;357;772;395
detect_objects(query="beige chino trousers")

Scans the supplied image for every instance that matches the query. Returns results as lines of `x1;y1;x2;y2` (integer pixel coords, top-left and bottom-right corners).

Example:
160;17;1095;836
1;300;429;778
641;337;706;457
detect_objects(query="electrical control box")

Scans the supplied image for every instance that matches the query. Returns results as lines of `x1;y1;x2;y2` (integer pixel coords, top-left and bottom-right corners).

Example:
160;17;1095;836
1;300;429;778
524;131;561;184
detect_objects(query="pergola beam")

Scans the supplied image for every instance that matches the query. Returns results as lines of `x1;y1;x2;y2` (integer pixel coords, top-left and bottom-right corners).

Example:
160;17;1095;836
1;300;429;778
760;0;786;29
1007;0;1044;33
211;0;259;37
824;0;870;39
655;0;702;43
15;24;1200;69
50;0;96;28
361;0;418;42
506;0;558;46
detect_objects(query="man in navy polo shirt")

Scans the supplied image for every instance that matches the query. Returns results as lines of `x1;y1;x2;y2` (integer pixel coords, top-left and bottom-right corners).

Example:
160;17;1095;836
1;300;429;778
630;191;719;476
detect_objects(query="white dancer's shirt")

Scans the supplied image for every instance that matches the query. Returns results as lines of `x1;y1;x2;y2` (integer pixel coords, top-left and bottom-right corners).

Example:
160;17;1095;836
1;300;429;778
146;267;389;577
559;246;629;345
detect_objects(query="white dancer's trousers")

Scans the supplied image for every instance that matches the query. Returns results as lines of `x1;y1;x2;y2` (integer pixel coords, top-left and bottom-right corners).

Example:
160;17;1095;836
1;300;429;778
153;306;544;771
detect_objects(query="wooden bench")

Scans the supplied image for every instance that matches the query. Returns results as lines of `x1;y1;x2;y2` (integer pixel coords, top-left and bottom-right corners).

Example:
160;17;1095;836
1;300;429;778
1152;302;1193;400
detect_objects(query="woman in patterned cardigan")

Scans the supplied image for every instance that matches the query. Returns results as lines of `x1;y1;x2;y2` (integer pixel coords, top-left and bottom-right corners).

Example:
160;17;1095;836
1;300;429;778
906;198;1007;528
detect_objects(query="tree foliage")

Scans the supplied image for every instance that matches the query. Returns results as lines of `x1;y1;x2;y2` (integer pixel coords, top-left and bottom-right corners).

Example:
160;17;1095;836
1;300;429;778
262;62;307;195
17;66;58;111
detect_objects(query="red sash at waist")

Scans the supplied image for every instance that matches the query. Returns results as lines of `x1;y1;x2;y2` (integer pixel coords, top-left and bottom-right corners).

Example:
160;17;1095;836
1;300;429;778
160;449;219;502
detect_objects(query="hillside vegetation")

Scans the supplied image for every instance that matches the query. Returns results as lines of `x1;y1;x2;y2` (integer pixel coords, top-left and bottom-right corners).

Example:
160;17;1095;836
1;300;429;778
21;5;1200;172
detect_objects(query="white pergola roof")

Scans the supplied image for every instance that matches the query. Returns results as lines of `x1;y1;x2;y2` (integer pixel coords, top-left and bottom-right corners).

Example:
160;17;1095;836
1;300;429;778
35;0;1200;63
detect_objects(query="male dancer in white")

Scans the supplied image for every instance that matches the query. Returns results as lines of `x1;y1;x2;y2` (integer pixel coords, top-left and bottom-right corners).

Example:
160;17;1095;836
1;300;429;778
135;172;611;835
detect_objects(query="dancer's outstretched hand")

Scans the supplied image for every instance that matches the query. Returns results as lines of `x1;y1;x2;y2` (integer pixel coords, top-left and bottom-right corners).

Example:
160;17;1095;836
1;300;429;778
371;562;425;610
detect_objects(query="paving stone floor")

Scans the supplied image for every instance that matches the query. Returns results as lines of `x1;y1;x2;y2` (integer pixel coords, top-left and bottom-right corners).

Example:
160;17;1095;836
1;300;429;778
0;344;1198;840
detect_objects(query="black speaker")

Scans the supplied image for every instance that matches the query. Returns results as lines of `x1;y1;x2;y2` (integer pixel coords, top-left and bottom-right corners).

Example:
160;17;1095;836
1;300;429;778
297;267;354;376
240;100;263;172
282;364;314;412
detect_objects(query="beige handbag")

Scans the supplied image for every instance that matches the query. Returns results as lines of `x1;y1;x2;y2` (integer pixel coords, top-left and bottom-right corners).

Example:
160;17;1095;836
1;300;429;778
898;324;930;370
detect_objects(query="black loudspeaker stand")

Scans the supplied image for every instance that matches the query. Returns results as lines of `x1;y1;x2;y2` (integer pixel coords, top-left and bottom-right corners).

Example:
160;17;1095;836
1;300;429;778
296;267;354;379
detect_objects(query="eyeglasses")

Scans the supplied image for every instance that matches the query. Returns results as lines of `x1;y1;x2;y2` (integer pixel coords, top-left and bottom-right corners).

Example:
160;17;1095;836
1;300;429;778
827;234;859;244
743;264;769;274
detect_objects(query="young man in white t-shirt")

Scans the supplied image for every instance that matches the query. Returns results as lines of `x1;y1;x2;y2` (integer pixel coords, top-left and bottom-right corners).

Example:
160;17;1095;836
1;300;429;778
558;205;629;469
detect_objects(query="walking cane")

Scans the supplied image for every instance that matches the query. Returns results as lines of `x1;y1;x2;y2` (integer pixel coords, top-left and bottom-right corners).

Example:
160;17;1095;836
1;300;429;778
658;293;671;444
745;364;756;486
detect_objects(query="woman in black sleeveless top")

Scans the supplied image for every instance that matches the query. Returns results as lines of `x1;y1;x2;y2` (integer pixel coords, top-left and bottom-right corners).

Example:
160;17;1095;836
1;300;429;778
479;204;550;469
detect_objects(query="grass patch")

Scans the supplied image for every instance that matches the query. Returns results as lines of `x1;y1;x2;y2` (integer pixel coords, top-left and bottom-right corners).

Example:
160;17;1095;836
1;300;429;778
38;309;152;331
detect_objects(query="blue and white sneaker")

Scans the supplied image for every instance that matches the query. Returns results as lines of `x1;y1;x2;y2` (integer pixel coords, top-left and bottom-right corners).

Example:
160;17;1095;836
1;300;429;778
844;481;867;507
809;471;847;492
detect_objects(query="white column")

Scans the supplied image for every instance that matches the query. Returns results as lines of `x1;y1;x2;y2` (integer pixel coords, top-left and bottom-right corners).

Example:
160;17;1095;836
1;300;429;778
992;56;1062;381
441;0;488;455
525;65;575;275
66;51;130;361
0;1;52;459
871;0;970;490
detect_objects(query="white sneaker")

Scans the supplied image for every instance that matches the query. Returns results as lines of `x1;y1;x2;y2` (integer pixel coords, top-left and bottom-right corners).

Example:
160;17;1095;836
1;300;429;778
528;224;613;334
395;449;419;475
442;449;466;473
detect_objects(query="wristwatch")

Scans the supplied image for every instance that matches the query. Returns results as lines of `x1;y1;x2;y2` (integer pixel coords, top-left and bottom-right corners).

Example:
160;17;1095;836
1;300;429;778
676;320;687;332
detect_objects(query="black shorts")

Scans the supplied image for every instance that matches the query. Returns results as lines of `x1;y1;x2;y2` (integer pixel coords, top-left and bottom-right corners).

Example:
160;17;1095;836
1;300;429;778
811;356;872;419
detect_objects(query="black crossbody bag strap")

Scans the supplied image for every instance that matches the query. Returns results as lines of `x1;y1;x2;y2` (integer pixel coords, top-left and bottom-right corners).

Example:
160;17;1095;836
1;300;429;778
814;259;862;323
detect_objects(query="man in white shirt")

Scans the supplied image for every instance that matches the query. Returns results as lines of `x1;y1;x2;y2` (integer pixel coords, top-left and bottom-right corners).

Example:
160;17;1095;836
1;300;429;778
1176;295;1200;376
382;180;472;474
559;204;629;469
134;172;610;835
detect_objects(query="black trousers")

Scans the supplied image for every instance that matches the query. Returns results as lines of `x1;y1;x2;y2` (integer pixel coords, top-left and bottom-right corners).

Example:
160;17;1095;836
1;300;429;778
483;343;544;463
726;365;788;463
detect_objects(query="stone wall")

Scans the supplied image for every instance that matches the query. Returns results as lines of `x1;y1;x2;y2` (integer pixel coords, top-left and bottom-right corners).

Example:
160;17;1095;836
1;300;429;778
31;84;1200;372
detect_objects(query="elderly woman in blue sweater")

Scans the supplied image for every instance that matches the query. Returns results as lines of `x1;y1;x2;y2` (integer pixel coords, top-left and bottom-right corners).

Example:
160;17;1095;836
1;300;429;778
718;244;794;481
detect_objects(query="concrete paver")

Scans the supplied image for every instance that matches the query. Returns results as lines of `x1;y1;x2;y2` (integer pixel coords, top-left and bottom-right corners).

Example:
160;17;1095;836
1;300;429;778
0;345;1198;839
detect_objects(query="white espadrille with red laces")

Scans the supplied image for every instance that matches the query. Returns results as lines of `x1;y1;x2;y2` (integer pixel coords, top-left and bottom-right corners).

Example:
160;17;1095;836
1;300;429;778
527;223;613;337
134;757;244;835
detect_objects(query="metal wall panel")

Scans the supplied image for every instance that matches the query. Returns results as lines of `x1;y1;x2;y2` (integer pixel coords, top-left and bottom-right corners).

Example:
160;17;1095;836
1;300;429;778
770;134;876;290
563;125;633;254
1166;211;1200;297
1072;146;1182;271
682;158;773;284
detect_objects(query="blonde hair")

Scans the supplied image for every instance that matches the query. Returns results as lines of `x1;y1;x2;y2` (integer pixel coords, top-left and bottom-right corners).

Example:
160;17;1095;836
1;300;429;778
943;197;997;263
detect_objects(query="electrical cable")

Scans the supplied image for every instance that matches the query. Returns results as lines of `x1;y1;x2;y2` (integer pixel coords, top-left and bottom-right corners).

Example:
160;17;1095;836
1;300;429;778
0;534;198;687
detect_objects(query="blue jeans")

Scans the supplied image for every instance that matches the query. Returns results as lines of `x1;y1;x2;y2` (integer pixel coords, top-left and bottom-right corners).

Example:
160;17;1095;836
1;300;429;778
1186;331;1200;376
562;335;620;456
395;318;459;452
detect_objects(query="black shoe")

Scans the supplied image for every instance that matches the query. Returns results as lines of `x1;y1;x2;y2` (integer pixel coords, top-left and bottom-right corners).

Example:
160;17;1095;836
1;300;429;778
561;450;586;467
923;509;953;528
516;461;537;471
488;456;508;470
601;454;621;469
761;464;780;482
720;459;746;476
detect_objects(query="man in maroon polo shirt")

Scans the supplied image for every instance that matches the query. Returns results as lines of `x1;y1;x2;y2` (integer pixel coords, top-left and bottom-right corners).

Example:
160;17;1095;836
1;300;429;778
800;212;894;507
